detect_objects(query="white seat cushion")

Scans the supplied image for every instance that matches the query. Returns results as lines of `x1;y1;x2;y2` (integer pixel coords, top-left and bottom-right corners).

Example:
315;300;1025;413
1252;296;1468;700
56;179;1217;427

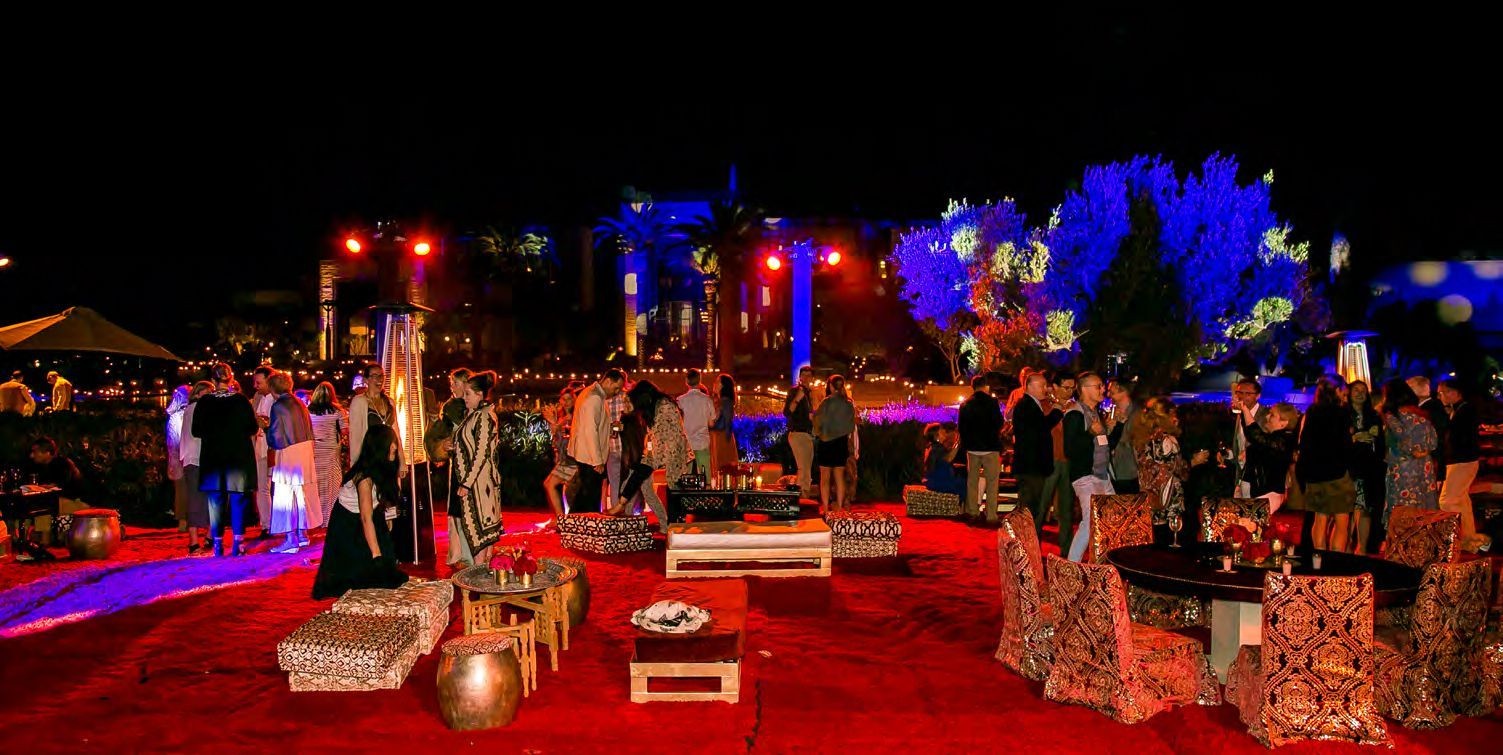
667;519;831;550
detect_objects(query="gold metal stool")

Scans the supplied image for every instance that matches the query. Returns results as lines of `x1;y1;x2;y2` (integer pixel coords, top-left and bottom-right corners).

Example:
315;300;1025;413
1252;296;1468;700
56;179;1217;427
437;633;523;730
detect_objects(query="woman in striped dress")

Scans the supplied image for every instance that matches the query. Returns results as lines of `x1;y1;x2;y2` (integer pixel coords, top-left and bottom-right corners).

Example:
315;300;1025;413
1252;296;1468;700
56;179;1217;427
307;381;348;528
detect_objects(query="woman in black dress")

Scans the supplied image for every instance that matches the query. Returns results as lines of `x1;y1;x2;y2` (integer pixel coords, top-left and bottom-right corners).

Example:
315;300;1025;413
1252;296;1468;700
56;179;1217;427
192;363;259;557
312;424;409;600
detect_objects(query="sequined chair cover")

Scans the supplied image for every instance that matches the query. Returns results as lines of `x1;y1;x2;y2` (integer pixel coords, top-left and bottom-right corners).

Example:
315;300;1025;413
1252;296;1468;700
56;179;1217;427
1089;494;1154;563
995;510;1052;680
1374;559;1491;728
1091;494;1206;628
1042;555;1218;723
1225;573;1389;747
1384;506;1460;569
1200;498;1271;543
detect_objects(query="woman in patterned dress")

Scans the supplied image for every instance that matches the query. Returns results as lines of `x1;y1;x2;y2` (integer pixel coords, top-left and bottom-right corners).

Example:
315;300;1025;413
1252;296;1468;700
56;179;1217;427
610;380;689;526
452;371;503;566
1131;397;1186;542
307;381;348;530
1379;378;1439;526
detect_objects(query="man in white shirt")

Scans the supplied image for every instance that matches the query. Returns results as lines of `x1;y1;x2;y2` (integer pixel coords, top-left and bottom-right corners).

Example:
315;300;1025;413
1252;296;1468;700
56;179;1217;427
251;366;277;538
569;368;626;513
677;368;715;477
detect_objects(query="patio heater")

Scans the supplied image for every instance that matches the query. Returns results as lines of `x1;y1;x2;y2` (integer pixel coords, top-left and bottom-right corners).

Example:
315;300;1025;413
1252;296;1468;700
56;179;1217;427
1329;330;1377;388
376;302;437;564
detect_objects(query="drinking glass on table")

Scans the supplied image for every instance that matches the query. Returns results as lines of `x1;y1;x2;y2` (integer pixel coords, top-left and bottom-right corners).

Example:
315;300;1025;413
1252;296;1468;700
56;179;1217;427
1167;511;1184;548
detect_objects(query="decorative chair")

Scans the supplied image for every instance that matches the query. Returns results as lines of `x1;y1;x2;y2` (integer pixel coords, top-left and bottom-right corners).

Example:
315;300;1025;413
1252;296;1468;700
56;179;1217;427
1383;507;1460;569
995;509;1052;680
1091;494;1205;628
1226;573;1389;747
1043;555;1218;723
1374;559;1492;728
1200;498;1271;543
1088;494;1154;563
1379;507;1461;628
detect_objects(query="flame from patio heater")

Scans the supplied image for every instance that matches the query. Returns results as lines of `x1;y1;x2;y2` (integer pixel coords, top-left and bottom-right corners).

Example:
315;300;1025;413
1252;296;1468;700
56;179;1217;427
380;311;427;464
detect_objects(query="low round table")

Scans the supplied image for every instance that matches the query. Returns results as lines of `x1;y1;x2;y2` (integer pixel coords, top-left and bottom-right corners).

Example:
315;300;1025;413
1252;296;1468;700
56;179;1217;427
1106;543;1422;681
451;559;574;671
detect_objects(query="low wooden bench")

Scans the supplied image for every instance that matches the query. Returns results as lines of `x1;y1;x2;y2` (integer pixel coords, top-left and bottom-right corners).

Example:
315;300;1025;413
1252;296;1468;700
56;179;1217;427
630;578;748;703
665;519;832;579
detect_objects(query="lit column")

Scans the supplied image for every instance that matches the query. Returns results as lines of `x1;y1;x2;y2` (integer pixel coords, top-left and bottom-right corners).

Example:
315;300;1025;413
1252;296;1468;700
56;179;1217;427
791;241;813;379
318;261;339;360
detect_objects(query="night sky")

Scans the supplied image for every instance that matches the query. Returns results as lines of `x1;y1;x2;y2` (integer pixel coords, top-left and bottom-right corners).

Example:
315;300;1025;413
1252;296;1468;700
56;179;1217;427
2;17;1496;352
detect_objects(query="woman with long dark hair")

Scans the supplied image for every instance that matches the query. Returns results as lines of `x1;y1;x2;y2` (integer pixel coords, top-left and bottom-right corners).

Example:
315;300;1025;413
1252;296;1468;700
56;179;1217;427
312;424;409;599
609;380;684;526
708;373;740;472
1380;378;1439;526
451;371;504;567
1296;377;1356;552
814;375;857;513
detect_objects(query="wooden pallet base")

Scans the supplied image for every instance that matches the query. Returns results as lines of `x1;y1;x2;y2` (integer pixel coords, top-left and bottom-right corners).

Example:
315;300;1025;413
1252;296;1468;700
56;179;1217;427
629;659;741;703
665;546;832;579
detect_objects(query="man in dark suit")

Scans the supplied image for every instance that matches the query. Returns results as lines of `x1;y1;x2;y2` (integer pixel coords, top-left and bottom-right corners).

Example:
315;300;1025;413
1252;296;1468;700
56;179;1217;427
1230;377;1270;495
958;375;1004;523
1011;372;1062;536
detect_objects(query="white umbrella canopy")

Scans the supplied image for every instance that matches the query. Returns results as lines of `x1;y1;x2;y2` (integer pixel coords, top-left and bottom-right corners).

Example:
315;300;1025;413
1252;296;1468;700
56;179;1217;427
0;306;183;361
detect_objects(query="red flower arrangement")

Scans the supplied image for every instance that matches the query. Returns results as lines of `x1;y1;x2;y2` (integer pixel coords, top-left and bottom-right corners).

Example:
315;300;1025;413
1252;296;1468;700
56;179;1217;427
1243;540;1273;563
1266;519;1297;545
489;544;538;576
1222;524;1252;547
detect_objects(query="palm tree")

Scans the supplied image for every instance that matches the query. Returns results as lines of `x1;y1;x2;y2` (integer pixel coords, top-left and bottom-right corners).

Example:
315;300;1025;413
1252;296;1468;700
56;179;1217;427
679;201;765;371
464;227;554;364
594;203;686;367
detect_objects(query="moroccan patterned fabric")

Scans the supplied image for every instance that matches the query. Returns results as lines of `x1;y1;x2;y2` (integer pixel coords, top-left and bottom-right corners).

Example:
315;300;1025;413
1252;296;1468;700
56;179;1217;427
1374;559;1491;728
1200;498;1271;543
1088;494;1153;563
1043;555;1217;723
1384;506;1459;569
995;521;1053;681
1226;573;1389;747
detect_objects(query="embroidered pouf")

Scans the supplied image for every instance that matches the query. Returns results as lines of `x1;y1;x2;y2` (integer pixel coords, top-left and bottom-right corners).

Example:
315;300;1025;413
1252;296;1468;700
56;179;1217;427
277;611;422;692
558;513;654;554
827;510;902;558
903;486;961;517
331;579;455;654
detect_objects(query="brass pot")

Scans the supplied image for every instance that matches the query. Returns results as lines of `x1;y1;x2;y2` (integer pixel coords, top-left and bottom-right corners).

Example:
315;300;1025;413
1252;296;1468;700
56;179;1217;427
558;559;590;627
436;649;523;730
68;512;122;560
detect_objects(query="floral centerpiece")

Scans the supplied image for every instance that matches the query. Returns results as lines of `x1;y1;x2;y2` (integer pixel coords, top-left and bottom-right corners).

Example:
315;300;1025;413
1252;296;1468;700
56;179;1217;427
489;544;540;587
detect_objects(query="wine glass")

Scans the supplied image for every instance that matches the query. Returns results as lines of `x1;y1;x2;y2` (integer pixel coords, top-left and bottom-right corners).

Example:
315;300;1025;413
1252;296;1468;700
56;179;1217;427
1168;511;1184;548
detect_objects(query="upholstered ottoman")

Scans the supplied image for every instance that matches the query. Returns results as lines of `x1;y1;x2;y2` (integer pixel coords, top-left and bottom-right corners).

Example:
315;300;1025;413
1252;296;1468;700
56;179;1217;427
631;578;748;703
665;519;831;578
331;579;455;654
903;485;962;517
827;510;902;558
277;611;423;692
558;513;654;554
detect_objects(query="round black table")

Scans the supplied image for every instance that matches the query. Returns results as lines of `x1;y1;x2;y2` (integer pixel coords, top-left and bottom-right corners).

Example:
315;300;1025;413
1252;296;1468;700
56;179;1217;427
1106;543;1422;681
1106;542;1422;608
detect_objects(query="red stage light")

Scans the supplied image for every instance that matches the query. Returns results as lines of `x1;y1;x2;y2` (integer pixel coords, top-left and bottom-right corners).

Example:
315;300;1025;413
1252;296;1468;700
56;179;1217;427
413;241;432;256
825;250;842;266
344;238;362;254
765;255;782;271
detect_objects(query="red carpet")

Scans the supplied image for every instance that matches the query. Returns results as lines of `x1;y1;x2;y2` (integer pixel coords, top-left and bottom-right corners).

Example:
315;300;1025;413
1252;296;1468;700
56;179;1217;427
2;505;1499;753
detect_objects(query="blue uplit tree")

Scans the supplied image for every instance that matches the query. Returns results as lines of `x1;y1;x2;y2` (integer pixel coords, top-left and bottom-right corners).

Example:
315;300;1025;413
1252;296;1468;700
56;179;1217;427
892;154;1313;390
891;221;975;382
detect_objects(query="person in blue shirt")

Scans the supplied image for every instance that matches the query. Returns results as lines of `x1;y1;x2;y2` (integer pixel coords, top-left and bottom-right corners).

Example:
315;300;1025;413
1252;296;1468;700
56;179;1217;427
922;421;966;496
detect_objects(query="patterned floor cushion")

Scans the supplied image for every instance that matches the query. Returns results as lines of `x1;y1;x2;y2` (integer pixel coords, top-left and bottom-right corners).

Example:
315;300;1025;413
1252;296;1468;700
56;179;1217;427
278;611;422;691
331;580;455;654
903;485;962;517
827;511;901;558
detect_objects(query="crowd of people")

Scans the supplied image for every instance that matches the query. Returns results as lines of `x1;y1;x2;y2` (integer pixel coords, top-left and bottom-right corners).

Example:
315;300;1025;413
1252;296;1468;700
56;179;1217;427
0;369;73;415
924;370;1490;559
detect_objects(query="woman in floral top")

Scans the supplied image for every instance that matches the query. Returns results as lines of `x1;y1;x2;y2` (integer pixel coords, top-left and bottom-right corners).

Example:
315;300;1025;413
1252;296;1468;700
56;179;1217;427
1379;378;1438;525
1131;397;1186;532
